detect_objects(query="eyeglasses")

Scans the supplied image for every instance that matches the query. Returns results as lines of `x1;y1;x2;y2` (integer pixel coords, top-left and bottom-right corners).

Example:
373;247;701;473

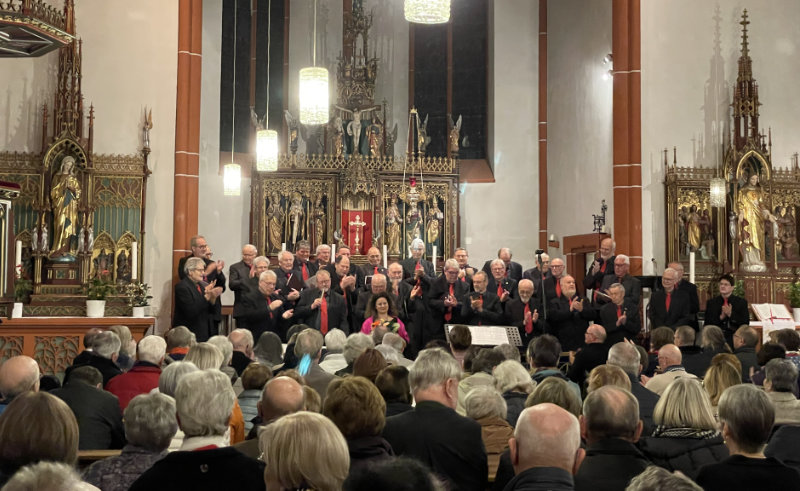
193;267;205;272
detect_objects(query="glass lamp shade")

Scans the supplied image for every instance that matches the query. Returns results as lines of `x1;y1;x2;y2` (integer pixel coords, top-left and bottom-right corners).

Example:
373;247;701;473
710;177;726;207
299;67;329;125
404;0;451;24
223;162;241;196
256;129;279;171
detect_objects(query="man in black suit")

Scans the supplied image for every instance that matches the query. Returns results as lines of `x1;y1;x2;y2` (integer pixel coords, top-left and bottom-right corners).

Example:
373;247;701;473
400;238;434;280
607;342;659;435
486;258;518;302
313;244;332;270
64;330;123;387
383;348;487;491
293;240;318;285
293;270;349;334
704;274;750;348
275;250;303;304
229;245;260;328
542;257;566;304
598;282;641;345
51;366;125;450
583;237;616;298
359;247;387;289
598;254;642;306
427;259;470;344
236;270;287;341
522;252;550;291
675;325;710;377
177;235;226;326
482;247;523;282
173;256;219;342
548;275;595;352
387;262;416;351
567;324;610;387
505;279;544;350
670;261;699;329
354;273;388;329
648;267;692;329
461;271;504;326
327;245;364;288
454;247;477;287
326;254;359;333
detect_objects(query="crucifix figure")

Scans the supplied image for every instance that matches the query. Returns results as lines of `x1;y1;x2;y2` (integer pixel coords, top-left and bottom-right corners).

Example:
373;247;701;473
349;214;367;254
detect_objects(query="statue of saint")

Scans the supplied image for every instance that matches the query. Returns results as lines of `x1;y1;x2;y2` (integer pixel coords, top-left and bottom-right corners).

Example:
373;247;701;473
50;156;81;258
405;197;422;247
426;197;441;246
737;173;776;272
448;114;462;155
311;195;326;249
686;205;702;252
368;118;383;158
267;192;285;253
329;116;344;157
117;249;131;282
288;192;305;248
385;194;401;255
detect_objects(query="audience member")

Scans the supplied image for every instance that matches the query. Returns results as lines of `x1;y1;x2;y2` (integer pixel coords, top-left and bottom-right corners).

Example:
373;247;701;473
375;344;401;365
751;342;788;389
3;461;93;491
0;356;40;415
574;386;648;491
238;363;273;433
320;329;348;373
465;387;513;481
505;404;584;490
156;361;199;451
644;344;698;395
457;348;505;415
183;341;223;370
696;384;800;490
637;378;727;480
228;329;255;376
774;328;800;371
336;333;374;377
164;326;193;363
208;335;237;382
763;358;800;425
65;330;122;386
0;392;78;487
253;331;284;367
304;385;322;412
494;343;521;363
702;353;741;420
525;377;582;418
625;465;702;491
83;393;178;491
732;325;759;382
493;360;536;427
352;348;388;383
72;327;105;366
528;335;582;401
699;325;731;357
51;365;125;450
567;325;610;387
130;370;264;490
644;326;674;377
449;324;472;370
608;342;659;434
106;334;166;410
343;456;443;491
108;324;136;371
587;364;631;393
674;325;709;377
382;348;488;491
381;332;413;367
295;328;337;400
375;365;413;417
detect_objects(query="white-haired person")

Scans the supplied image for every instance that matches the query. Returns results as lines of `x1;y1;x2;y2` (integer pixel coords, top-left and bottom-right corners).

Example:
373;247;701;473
83;392;178;491
465;387;513;481
129;370;264;490
320;329;348;373
493;359;537;427
155;361;199;452
64;330;122;387
106;334;166;410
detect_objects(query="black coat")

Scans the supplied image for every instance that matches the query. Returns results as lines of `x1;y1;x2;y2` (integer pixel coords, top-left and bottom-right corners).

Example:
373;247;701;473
64;352;122;387
583;255;616;291
598;300;641;345
383;401;487;491
541;275;566;306
637;433;728;480
481;260;523;282
428;276;470;326
627;373;659;436
574;438;650;491
461;291;504;326
486;276;518;300
704;294;749;335
172;276;216;342
696;454;800;491
567;343;609;387
400;257;434;280
50;381;125;450
235;289;284;341
548;295;595;351
274;268;304;303
228;260;255;318
734;346;759;383
178;255;226;322
294;288;350;333
648;289;692;329
504;297;545;349
680;345;711;378
598;273;642;306
765;424;800;474
677;280;700;324
293;258;319;283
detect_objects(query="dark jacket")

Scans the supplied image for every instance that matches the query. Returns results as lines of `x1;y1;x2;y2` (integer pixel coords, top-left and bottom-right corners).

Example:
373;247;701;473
64;352;122;387
482;260;523;282
231;350;253;376
583;255;616;292
704;294;749;335
648;288;692;329
598;300;641;345
487;276;518;300
574;438;650;491
567;343;609;387
236;289;284;341
172;276;216;342
548;295;594;351
765;424;800;474
598;273;642;306
637;431;728;480
734;346;759;383
680;345;711;377
505;296;545;348
229;260;255;318
51;381;125;450
346;435;394;477
501;466;574;491
400;257;434;280
626;372;659;436
696;454;800;491
294;287;350;334
429;276;471;325
383;400;487;491
461;291;505;326
502;391;528;428
178;255;226;323
385;401;413;417
82;445;167;491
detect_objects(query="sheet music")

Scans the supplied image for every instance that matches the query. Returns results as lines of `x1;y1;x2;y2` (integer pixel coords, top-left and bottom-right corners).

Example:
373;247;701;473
447;324;510;346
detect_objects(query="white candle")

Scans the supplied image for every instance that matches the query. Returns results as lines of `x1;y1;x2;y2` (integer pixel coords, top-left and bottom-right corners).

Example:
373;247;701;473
331;243;336;259
281;242;286;252
382;244;388;268
131;241;138;280
432;245;437;274
15;240;22;277
689;251;696;284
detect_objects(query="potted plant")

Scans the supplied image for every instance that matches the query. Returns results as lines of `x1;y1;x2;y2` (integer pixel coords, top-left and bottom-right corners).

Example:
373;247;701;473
789;281;800;322
125;281;152;318
12;276;32;318
86;276;115;318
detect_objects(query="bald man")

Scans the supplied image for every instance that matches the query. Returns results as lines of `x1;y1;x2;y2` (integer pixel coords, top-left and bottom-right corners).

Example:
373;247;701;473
360;247;387;285
644;344;698;395
648;268;692;329
669;261;699;329
504;279;544;349
0;356;40;414
294;270;349;334
583;237;616;294
507;403;584;490
481;247;523;282
567;325;609;387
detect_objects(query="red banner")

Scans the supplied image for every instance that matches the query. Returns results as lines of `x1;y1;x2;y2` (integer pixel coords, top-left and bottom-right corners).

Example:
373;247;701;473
341;210;373;255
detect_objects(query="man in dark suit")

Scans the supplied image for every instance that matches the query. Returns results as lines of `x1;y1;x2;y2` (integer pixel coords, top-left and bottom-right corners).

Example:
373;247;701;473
648;267;692;329
275;250;303;304
481;247;523;282
542;257;566;304
598;254;642;306
383;348;487;491
387;263;416;351
505;279;545;350
607;342;660;435
313;244;332;270
359;247;387;289
354;273;388;329
454;247;477;288
486;258;518;302
670;261;699;329
52;366;125;450
567;325;610;387
704;274;750;348
173;256;219;342
461;271;504;326
326;245;365;289
427;259;470;344
522;252;550;292
293;240;318;285
229;245;260;328
65;330;123;387
548;275;595;352
236;270;287;341
583;237;616;297
293;270;349;334
326;254;359;333
598;282;641;345
177;235;226;326
400;238;434;280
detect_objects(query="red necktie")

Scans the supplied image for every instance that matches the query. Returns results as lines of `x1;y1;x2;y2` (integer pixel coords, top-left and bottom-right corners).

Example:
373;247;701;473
320;294;328;334
556;280;561;298
415;261;422;271
196;284;203;295
617;305;622;318
374;266;379;275
302;263;309;281
497;282;503;297
460;270;466;282
600;262;607;273
665;292;671;312
524;304;533;334
723;297;729;307
444;284;455;321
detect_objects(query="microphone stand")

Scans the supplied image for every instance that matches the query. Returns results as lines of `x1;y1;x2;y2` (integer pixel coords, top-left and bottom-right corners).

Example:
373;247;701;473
536;250;547;330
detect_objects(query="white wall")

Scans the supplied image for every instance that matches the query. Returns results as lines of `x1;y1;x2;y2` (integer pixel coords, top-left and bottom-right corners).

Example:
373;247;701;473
459;0;539;270
546;0;613;271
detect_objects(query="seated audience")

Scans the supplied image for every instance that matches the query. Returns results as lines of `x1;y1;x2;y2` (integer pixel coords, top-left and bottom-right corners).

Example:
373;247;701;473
65;330;122;386
361;291;409;342
295;328;338;400
0;392;78;487
375;365;413;417
381;332;413;367
106;334;166;410
259;411;350;491
644;344;698;395
696;384;800;490
774;327;800;371
751;342;788;389
732;325;759;382
304;385;323;413
72;327;104;366
699;325;731;357
3;461;92;491
525;377;582;418
644;326;674;377
567;325;610;388
465;387;513;481
608;342;660;435
352;348;387;383
674;325;709;377
448;324;472;370
375;344;401;365
253;331;284;367
343;456;443;491
335;333;374;377
505;404;584;490
494;343;522;363
765;425;800;474
574;386;648;491
527;335;582;401
156;361;199;451
493;360;537;427
702;354;741;420
457;348;505;415
51;365;125;450
238;363;273;433
324;377;394;476
320;329;348;374
626;465;702;491
83;393;178;491
208;335;237;382
164;326;194;363
130;370;264;490
228;329;255;376
109;324;136;372
382;348;488;491
763;358;800;425
587;364;631;394
0;355;40;415
637;377;727;480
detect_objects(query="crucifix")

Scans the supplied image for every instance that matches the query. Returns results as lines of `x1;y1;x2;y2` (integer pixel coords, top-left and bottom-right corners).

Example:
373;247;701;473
349;214;367;254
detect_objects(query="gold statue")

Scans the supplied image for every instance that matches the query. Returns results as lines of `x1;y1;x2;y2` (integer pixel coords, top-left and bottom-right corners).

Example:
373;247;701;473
448;114;462;154
50;156;81;258
686;205;702;252
405;195;422;247
288;192;305;247
426;197;441;245
312;195;326;249
329;116;344;157
737;172;776;272
267;192;284;253
385;194;401;255
368;117;384;158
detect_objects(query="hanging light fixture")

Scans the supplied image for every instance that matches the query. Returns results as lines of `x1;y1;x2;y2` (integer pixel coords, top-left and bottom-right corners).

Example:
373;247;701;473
299;0;329;125
225;0;241;196
404;0;451;24
710;177;726;207
256;0;278;171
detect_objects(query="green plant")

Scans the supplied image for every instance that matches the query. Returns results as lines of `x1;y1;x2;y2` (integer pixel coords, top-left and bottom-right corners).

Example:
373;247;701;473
86;277;115;300
13;277;32;303
732;280;745;299
789;281;800;308
124;281;152;307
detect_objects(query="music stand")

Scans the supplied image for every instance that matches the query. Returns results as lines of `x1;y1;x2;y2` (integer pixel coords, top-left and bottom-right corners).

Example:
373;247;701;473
445;324;523;347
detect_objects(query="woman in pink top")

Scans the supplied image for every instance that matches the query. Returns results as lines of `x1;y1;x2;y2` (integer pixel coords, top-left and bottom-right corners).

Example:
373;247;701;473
361;291;409;342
